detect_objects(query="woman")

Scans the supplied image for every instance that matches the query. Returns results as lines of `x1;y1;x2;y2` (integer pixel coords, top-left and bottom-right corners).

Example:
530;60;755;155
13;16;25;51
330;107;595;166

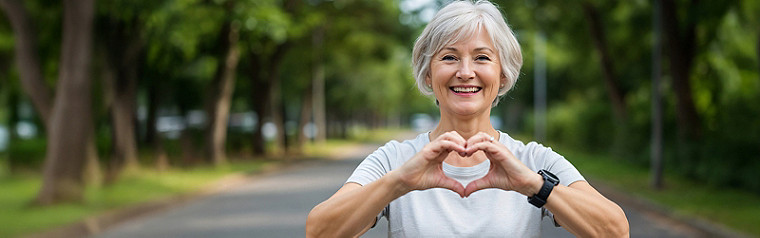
306;1;629;237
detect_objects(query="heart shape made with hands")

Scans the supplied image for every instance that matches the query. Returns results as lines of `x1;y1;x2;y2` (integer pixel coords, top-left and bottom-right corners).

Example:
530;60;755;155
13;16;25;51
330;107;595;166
413;131;539;198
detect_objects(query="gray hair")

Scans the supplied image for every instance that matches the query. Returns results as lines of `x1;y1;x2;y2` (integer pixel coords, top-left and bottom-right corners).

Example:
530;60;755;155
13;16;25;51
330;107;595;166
412;0;523;107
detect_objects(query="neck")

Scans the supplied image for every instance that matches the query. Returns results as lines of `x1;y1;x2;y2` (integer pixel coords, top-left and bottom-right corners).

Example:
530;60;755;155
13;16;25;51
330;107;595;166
430;107;499;141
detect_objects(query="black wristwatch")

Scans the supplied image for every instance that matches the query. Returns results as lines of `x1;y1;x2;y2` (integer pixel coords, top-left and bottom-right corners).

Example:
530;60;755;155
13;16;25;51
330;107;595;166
528;169;560;208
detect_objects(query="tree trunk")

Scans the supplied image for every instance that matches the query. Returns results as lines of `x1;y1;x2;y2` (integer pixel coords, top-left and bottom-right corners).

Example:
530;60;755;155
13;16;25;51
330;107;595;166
101;12;145;172
660;0;701;140
205;17;241;165
99;39;139;182
269;57;288;155
582;2;628;120
0;0;53;124
107;58;140;171
651;0;664;190
269;71;286;155
264;43;290;156
312;26;327;143
296;83;313;151
3;0;102;186
249;52;269;156
36;0;95;205
83;126;102;187
145;77;160;146
146;77;167;169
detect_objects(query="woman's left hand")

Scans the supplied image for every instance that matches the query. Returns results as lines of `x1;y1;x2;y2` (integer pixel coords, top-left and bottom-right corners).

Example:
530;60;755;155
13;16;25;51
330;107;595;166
462;132;544;197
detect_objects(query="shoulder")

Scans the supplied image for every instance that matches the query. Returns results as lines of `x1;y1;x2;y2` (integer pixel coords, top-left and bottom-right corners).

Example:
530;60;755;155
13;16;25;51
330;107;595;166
499;132;552;156
368;132;429;163
499;132;585;185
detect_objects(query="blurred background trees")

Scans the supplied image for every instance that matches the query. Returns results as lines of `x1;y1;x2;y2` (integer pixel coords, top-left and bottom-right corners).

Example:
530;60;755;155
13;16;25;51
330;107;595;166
0;0;758;205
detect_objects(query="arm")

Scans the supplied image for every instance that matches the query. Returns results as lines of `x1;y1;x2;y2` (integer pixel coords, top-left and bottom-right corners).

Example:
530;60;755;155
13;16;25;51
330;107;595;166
545;181;629;237
306;131;469;237
305;173;407;238
462;132;629;237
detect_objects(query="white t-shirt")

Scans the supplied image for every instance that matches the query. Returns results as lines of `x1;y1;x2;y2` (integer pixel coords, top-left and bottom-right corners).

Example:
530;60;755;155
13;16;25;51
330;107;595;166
346;131;585;238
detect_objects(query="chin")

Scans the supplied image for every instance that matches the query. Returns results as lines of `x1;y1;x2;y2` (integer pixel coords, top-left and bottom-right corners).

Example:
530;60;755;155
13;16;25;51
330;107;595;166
447;103;487;116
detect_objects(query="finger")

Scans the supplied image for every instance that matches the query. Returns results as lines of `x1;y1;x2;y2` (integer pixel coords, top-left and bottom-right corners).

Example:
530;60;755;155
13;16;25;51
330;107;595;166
438;176;466;198
429;140;466;160
463;177;495;197
464;140;502;157
466;132;495;147
437;131;467;147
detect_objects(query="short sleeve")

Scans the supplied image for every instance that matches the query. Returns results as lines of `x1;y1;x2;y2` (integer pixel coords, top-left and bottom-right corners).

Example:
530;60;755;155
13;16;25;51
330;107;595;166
532;143;585;187
345;141;396;186
345;141;398;224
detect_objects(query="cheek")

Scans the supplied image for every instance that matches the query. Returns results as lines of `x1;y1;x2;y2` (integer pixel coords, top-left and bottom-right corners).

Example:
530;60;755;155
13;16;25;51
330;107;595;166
477;66;502;84
430;65;454;82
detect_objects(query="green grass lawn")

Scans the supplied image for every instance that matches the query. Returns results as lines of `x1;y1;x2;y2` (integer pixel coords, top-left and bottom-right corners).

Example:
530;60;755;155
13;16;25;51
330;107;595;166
556;146;760;237
0;160;271;238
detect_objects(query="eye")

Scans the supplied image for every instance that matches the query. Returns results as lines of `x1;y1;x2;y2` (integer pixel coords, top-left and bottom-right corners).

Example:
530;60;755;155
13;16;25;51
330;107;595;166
475;55;491;61
441;55;457;61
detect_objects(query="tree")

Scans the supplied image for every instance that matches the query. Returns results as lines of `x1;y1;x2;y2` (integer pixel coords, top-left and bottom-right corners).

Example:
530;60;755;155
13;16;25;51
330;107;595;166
659;0;701;140
2;0;102;187
96;0;153;176
244;0;309;156
581;1;628;120
204;0;241;165
0;0;52;124
35;0;95;204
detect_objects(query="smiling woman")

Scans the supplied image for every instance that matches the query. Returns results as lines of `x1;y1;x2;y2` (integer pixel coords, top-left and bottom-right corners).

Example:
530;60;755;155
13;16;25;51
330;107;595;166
412;0;522;108
305;1;629;237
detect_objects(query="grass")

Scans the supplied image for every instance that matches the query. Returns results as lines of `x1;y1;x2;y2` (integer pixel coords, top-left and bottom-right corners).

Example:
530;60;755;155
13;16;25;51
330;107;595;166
301;139;361;158
346;127;416;144
554;146;760;237
0;159;272;238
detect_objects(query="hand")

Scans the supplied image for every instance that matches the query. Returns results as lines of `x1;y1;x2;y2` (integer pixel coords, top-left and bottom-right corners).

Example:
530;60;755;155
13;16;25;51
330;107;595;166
393;131;468;197
462;132;543;197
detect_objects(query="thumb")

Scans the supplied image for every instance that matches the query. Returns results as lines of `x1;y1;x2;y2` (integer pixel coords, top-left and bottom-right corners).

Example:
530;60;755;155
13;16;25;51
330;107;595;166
438;176;466;198
463;177;493;197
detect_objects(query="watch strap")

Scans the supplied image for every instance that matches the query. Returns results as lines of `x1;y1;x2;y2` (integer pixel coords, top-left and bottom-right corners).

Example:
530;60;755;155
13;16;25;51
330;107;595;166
528;169;559;208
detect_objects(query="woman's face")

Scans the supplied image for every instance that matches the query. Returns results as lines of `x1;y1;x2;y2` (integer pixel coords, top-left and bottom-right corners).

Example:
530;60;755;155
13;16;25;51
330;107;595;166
428;28;504;117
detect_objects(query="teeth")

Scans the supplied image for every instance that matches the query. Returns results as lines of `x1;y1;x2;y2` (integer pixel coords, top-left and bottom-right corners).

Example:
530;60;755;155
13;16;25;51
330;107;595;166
451;87;481;93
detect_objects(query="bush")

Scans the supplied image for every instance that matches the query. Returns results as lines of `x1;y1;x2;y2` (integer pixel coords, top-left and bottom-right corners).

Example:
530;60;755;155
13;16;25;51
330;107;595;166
546;97;615;153
7;138;47;172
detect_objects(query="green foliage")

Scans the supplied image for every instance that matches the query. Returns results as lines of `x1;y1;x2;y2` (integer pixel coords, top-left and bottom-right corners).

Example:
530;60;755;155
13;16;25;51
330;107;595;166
489;0;760;195
6;138;46;172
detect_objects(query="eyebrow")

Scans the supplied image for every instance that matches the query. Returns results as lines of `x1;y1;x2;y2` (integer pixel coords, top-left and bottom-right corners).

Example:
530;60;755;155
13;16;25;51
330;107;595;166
442;47;494;53
474;47;494;53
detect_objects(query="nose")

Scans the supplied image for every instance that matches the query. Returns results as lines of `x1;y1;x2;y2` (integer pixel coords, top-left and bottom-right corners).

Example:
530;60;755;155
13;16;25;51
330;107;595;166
456;61;475;80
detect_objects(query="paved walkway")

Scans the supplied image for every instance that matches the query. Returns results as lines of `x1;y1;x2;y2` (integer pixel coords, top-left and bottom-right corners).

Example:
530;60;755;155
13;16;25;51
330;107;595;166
96;153;708;238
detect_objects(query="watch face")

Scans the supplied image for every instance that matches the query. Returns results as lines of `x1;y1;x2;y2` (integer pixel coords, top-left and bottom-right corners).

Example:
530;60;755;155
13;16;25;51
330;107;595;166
540;169;560;184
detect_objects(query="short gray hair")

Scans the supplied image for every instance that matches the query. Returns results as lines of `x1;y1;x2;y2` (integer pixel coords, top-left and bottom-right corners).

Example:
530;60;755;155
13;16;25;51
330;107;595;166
412;0;523;107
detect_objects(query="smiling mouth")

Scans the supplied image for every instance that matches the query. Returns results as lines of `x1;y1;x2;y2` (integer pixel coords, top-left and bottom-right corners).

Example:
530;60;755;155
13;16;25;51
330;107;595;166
450;86;482;94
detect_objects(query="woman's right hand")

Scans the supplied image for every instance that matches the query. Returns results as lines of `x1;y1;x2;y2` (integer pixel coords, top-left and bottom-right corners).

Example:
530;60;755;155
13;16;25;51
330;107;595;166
391;131;467;197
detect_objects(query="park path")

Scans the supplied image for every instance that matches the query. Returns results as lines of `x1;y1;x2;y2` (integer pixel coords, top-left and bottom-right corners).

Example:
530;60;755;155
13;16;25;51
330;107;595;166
95;145;705;238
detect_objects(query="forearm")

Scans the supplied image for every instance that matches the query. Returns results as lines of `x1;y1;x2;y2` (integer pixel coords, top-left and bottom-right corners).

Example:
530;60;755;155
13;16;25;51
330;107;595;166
306;171;408;237
545;183;629;237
